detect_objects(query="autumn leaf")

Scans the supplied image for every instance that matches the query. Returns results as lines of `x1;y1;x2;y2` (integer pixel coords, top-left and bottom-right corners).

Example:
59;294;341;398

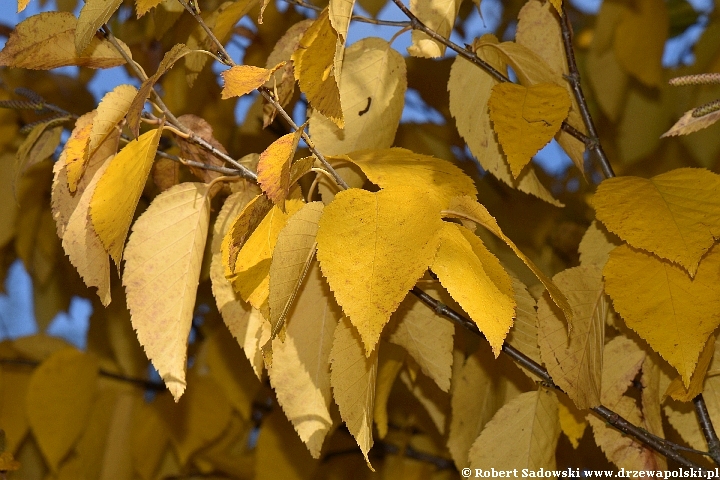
537;265;606;409
88;84;137;160
505;276;543;381
330;317;378;469
663;108;720;137
317;187;444;355
558;396;586;449
340;147;477;208
468;388;560;470
408;0;461;58
373;343;405;439
269;202;324;336
123;183;212;401
75;0;123;54
0;12;130;69
14;120;64;190
665;335;715;402
444;196;573;322
448;34;562;206
593;168;720;276
309;37;406;155
432;223;515;356
135;0;163;17
291;9;344;128
578;221;621;269
221;62;285;99
269;262;339;457
90;127;162;266
257;127;305;210
488;82;571;177
63;122;93;193
26;348;98;472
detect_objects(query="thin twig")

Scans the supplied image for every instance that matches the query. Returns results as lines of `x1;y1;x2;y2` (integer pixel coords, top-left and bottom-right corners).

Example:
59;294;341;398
0;357;164;391
410;287;707;469
101;24;257;181
694;394;720;465
559;4;614;179
284;0;411;27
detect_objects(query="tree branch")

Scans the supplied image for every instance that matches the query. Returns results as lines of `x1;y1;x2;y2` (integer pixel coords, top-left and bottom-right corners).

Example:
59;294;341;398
694;394;720;465
410;287;708;470
283;0;412;27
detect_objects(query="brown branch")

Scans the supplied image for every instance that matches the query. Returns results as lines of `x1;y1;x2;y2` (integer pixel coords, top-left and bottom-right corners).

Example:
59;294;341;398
694;394;720;465
559;4;614;179
283;0;412;27
410;287;708;470
175;0;350;190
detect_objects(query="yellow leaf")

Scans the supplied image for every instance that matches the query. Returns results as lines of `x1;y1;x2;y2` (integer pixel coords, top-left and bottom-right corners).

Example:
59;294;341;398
61;155;114;306
0;155;17;248
329;0;354;42
0;12;130;70
558;395;586;449
309;37;406;155
578;220;621;269
210;190;269;377
127;45;191;137
156;374;232;465
18;0;31;12
408;0;462;58
269;202;324;336
600;336;646;407
123;183;212;401
14;121;64;191
613;0;668;87
88;84;137;160
26;348;98;472
64;123;93;193
225;198;305;308
132;400;170;480
91;127;162;266
317;187;444;355
549;0;561;13
505;275;542;380
257;128;304;210
432;223;515;356
663;108;720;137
447;347;525;468
666;335;715;402
468;388;560;470
398;367;448;434
0;452;20;472
594;169;720;276
291;9;344;128
330;317;378;469
640;354;667;471
0;358;31;453
221;194;274;282
488;82;571;177
76;0;123;54
255;409;319;480
537;265;606;409
135;0;164;17
269;262;340;457
221;62;285;99
448;35;562;206
373;343;405;439
389;284;454;392
444;196;573;322
340;148;477;208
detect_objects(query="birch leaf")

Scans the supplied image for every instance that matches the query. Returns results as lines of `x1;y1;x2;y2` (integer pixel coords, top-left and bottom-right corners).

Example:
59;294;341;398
578;221;621;269
537;265;606;409
600;336;646;407
373;343;406;439
221;194;274;276
488;82;571;177
209;190;261;372
26;348;98;472
317;187;444;355
18;0;31;12
269;262;340;458
309;37;406;155
135;0;163;17
88;84;137;160
91;127;162;266
665;335;715;402
448;35;562;206
468;388;560;470
123;183;212;401
257;128;305;210
663;108;720;137
64;122;93;193
444;196;572;322
225;199;305;309
291;9;344;128
14;121;64;190
593;169;720;276
408;0;462;58
558;396;586;449
221;63;285;99
431;223;515;356
76;0;123;54
329;0;354;43
505;276;542;380
340;147;476;208
604;244;720;386
389;284;454;392
330;317;378;469
0;12;130;70
269;202;324;336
